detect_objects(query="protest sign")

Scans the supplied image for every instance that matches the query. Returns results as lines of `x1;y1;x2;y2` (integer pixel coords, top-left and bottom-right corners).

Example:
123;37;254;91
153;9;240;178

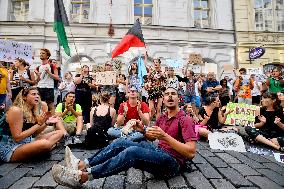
204;62;218;74
223;64;234;72
188;53;203;65
0;40;33;63
225;102;257;127
96;71;116;85
208;132;246;152
165;59;184;70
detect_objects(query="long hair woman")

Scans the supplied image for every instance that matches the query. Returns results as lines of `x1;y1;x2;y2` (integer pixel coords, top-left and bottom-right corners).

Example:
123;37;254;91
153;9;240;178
10;58;36;101
0;87;63;162
245;92;284;151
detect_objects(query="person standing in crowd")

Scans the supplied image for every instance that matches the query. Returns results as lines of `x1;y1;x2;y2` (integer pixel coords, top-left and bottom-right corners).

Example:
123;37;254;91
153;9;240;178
265;66;284;93
145;58;166;120
194;74;205;109
178;69;196;109
196;96;232;139
35;49;60;114
245;92;284;151
201;72;222;103
166;67;179;91
74;65;95;124
250;74;262;105
58;72;76;102
0;62;12;107
55;92;83;144
10;58;36;101
117;74;127;108
0;87;64;162
234;68;254;105
126;61;141;93
219;79;231;107
85;92;116;148
100;61;117;108
52;87;197;188
108;86;150;141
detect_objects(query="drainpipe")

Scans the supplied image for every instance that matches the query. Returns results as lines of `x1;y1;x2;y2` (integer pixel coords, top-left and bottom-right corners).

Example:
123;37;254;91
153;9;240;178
231;0;238;70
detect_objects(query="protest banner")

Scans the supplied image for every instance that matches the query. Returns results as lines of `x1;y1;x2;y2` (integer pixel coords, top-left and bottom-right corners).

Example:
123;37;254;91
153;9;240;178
96;71;116;85
208;133;246;152
0;40;33;63
225;102;258;127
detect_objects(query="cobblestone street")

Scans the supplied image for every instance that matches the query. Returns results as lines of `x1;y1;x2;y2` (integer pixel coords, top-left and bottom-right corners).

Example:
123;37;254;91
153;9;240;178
0;140;283;189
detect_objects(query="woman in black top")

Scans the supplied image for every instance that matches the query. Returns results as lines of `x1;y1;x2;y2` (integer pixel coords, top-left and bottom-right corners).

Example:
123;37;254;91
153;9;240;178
74;65;96;123
219;79;231;107
245;92;284;151
197;96;233;139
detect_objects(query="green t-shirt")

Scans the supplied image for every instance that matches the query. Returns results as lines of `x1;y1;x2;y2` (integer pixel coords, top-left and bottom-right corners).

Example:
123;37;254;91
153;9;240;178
55;103;82;122
268;77;284;93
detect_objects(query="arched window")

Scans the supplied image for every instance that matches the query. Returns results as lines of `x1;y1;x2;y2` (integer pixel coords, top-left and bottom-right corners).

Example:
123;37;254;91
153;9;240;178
70;0;90;23
10;0;29;21
134;0;153;25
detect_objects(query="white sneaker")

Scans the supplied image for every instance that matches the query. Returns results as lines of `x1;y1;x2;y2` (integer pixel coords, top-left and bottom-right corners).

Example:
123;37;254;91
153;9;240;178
65;146;80;170
52;164;82;188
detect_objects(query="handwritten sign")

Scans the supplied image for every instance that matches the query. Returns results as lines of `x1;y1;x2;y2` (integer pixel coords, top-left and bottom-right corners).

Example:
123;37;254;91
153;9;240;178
223;64;234;71
0;40;33;63
225;103;257;127
188;53;203;65
165;59;184;70
208;133;246;152
204;62;218;74
95;71;116;85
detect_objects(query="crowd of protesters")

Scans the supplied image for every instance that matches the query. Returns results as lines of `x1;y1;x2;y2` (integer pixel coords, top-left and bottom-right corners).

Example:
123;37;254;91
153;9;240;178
0;48;283;187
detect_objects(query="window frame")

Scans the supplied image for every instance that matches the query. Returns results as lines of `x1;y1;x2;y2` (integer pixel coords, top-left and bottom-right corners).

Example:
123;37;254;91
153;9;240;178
254;0;284;31
134;0;153;25
193;0;210;28
70;0;90;23
10;0;29;21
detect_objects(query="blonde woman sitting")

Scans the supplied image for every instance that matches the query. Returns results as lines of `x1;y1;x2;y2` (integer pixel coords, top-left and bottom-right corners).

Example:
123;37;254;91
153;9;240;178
0;87;64;162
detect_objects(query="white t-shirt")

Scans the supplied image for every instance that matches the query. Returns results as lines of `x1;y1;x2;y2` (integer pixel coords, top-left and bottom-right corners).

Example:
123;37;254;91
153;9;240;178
37;64;54;88
118;83;126;93
194;82;201;97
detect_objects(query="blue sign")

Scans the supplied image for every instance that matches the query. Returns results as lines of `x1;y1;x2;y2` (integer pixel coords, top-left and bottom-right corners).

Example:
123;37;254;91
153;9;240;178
249;47;265;59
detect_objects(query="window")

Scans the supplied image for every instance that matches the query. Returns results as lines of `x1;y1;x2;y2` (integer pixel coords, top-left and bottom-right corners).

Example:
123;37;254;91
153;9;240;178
193;0;210;28
10;0;29;21
70;0;90;23
134;0;153;25
254;0;284;31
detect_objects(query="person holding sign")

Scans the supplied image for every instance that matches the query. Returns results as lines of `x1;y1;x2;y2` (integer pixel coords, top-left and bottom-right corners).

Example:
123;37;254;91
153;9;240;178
196;96;233;139
245;92;284;152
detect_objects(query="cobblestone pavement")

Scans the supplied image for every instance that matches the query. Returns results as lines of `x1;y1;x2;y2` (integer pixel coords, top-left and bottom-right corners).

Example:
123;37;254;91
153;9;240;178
0;140;283;189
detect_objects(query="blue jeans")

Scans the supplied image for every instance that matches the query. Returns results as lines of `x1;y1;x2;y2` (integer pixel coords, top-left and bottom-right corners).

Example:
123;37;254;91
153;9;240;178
107;127;144;141
85;138;180;179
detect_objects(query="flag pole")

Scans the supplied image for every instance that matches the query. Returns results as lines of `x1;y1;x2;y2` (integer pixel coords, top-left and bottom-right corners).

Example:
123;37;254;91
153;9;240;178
68;27;82;67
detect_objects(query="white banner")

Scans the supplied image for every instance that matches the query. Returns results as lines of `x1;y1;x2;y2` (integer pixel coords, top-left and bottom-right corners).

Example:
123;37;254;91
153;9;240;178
0;40;33;63
96;71;117;85
208;132;246;152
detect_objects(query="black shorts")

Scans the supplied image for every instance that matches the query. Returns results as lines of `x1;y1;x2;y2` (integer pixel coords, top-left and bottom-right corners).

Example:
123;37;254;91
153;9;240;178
38;88;54;103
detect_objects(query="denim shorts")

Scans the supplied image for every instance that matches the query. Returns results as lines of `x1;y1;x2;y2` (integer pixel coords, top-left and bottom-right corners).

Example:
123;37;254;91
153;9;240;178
0;135;33;162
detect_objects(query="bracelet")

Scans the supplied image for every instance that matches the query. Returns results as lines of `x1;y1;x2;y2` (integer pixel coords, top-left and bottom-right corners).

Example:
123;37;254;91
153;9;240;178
142;125;149;134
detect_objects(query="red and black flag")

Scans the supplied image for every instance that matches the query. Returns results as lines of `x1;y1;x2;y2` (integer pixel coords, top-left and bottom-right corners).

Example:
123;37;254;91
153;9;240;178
112;19;145;58
54;0;70;56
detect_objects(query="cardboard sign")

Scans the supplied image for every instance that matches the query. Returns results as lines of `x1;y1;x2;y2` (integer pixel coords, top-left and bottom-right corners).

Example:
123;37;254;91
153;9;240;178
96;71;116;85
223;64;234;71
208;132;246;152
188;53;203;65
225;103;257;127
0;40;33;63
204;62;218;74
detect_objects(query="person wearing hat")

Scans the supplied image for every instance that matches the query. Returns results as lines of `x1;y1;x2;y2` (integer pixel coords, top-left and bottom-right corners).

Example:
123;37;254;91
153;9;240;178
107;85;150;141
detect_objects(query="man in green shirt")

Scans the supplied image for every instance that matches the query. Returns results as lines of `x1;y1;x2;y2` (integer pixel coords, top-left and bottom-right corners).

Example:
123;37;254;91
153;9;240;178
266;66;284;93
55;92;83;144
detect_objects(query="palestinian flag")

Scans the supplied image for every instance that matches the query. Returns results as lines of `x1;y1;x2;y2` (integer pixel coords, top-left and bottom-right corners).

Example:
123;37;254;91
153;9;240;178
54;0;70;56
112;19;145;58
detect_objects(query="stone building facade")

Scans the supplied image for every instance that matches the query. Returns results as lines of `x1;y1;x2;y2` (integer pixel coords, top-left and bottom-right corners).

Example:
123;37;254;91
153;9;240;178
0;0;235;78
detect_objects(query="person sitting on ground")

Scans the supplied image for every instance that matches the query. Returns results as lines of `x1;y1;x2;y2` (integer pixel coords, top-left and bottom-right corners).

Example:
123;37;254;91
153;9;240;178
51;87;197;188
0;87;64;162
196;96;233;139
85;92;116;148
55;92;83;144
107;86;150;141
245;92;284;151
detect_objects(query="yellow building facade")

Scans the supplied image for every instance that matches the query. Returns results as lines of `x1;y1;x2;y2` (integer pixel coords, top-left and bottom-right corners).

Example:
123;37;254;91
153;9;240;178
234;0;284;74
